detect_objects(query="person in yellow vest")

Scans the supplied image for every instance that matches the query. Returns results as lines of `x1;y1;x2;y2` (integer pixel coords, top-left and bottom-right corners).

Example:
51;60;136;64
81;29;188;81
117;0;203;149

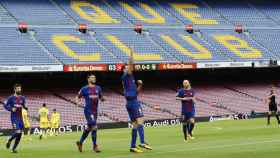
22;108;32;141
38;103;49;139
50;109;60;136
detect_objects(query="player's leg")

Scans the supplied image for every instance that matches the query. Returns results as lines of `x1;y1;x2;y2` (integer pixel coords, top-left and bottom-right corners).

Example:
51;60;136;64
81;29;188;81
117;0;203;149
127;107;142;153
92;125;101;153
11;121;24;153
76;113;93;152
89;114;101;153
76;125;92;152
39;127;47;139
6;122;19;149
188;118;195;139
130;121;142;153
182;115;188;141
273;109;280;124
267;111;272;125
135;106;152;150
39;122;46;139
11;129;23;153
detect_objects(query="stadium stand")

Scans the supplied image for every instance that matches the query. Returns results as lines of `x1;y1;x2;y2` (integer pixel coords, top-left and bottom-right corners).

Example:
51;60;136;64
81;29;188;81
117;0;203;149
200;29;276;61
1;0;74;25
0;27;59;65
0;4;16;24
34;28;122;64
94;28;177;63
203;0;278;27
149;28;231;62
55;0;132;26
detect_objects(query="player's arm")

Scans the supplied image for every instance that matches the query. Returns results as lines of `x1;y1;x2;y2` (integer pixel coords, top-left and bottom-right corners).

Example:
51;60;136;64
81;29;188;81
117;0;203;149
99;88;105;102
47;110;50;122
4;98;15;112
127;48;134;75
176;96;194;101
137;80;143;93
22;97;28;110
192;96;197;103
75;89;84;108
38;110;41;120
175;90;193;101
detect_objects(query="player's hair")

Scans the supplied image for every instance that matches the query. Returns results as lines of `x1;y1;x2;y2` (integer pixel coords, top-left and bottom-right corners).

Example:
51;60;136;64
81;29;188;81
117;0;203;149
53;108;56;112
87;74;95;79
42;103;46;107
13;83;21;89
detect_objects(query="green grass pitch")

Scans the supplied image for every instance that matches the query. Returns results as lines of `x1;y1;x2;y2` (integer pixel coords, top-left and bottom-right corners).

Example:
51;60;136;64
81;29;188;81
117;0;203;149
1;118;280;158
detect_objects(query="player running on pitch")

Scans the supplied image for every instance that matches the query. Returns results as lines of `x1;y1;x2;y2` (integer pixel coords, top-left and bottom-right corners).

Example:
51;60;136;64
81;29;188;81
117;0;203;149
122;49;152;153
4;84;27;153
266;86;280;125
76;74;105;153
176;80;196;141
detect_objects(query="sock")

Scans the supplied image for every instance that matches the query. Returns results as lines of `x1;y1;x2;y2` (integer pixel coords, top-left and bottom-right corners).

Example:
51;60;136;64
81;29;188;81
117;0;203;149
9;132;18;142
186;122;191;135
131;128;137;148
276;114;280;123
91;130;97;146
189;123;195;136
267;115;271;125
182;124;187;140
79;129;90;144
27;129;31;136
12;133;22;151
137;124;145;144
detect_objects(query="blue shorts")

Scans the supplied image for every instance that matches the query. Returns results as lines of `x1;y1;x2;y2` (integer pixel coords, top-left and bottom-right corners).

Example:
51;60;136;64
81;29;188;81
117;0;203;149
126;100;144;122
84;111;97;126
182;111;195;121
11;119;24;130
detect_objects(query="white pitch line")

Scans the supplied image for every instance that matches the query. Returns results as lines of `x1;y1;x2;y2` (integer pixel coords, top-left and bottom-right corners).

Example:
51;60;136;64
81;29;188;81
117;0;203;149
108;139;280;158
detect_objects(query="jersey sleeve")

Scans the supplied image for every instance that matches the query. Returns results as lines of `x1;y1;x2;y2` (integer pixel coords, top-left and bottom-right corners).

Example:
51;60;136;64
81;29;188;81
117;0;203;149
121;72;128;82
4;97;13;111
22;96;27;110
78;87;85;98
176;89;184;98
98;86;103;99
192;90;195;96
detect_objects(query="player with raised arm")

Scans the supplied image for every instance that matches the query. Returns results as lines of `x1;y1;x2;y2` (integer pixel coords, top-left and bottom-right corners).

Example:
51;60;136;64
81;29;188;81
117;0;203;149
75;74;105;153
4;84;27;153
176;80;196;141
122;49;152;153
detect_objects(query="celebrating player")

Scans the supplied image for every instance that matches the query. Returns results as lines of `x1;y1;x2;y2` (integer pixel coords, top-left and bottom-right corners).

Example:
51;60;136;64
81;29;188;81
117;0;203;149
176;80;196;141
75;74;105;153
266;87;280;125
22;108;32;141
38;103;49;139
50;109;60;136
122;49;152;153
4;84;27;153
